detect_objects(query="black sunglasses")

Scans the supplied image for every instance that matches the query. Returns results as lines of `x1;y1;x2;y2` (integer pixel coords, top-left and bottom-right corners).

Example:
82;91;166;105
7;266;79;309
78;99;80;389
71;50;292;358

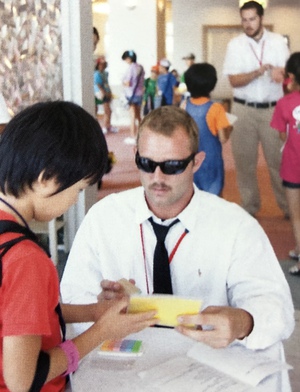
135;152;196;175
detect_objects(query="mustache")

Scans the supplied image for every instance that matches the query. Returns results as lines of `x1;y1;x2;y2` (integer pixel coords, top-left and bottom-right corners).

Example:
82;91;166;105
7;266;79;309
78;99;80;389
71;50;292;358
149;182;171;190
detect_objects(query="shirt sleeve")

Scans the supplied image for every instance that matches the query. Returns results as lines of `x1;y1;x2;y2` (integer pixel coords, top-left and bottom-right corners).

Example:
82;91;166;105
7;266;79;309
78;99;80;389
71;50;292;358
207;102;231;136
223;38;245;76
94;71;101;85
226;216;294;350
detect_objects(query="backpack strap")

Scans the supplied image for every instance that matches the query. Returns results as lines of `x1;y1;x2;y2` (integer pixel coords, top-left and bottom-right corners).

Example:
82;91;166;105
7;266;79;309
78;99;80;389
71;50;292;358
0;220;66;341
0;220;50;286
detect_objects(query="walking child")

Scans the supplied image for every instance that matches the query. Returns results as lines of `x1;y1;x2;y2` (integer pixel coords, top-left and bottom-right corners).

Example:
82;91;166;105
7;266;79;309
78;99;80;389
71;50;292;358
143;65;158;116
271;52;300;275
183;63;232;195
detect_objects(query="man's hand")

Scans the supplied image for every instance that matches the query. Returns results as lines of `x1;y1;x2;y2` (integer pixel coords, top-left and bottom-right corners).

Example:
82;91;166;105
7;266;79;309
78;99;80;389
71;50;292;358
176;306;254;348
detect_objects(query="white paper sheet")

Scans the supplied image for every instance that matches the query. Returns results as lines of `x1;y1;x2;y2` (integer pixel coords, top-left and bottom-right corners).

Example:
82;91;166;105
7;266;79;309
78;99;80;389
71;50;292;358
188;341;292;387
139;341;292;391
139;356;249;392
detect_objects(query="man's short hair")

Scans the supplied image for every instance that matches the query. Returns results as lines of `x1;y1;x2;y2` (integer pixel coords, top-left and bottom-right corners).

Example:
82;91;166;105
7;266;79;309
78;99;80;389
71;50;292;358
137;106;199;154
240;1;264;17
0;101;108;197
184;63;217;98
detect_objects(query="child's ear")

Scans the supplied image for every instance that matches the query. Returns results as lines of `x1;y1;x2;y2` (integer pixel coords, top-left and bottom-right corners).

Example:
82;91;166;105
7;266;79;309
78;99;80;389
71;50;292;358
35;172;58;195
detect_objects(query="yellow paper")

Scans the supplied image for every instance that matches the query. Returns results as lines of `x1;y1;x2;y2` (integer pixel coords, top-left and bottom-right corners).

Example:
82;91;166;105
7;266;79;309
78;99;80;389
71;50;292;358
128;295;202;327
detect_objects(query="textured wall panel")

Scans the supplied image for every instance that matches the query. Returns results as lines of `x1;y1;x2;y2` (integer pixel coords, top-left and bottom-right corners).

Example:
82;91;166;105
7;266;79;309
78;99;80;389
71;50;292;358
0;0;62;114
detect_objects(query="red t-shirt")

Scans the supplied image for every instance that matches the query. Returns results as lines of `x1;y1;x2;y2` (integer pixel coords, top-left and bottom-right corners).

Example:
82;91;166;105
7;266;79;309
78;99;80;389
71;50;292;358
0;211;65;391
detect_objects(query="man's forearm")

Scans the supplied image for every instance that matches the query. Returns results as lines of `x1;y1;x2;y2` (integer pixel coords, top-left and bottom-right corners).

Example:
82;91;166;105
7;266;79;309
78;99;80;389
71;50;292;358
228;68;263;88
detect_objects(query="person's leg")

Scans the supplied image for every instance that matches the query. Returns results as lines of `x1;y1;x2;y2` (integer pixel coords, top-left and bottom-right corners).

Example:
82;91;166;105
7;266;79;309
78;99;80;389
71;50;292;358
128;104;136;138
124;104;139;144
103;102;112;129
286;187;300;273
134;103;141;133
258;108;289;216
231;103;260;215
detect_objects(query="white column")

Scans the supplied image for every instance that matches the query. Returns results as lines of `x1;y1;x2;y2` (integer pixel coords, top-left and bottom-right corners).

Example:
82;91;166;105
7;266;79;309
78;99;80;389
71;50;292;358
61;0;98;250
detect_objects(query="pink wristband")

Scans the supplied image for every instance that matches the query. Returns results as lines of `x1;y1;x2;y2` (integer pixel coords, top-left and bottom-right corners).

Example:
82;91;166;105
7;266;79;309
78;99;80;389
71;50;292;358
59;340;80;376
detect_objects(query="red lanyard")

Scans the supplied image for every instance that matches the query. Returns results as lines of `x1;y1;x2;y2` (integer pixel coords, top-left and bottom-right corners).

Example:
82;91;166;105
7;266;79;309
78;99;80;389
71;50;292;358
140;223;188;294
249;40;265;66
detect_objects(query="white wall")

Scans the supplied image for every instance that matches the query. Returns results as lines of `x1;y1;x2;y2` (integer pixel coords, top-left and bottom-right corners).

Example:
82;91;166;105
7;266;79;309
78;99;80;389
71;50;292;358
107;0;157;91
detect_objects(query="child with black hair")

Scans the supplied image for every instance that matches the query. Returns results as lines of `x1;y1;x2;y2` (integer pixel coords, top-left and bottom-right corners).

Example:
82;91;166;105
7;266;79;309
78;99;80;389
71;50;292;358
122;50;145;145
183;63;232;196
271;52;300;274
143;65;158;116
0;101;156;391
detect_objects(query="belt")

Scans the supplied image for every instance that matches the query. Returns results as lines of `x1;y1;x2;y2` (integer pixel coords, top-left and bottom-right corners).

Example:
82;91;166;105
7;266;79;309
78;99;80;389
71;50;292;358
233;97;277;109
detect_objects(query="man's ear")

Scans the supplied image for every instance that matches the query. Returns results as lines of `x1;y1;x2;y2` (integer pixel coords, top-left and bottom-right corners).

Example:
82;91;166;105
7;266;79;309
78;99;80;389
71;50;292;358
192;151;206;173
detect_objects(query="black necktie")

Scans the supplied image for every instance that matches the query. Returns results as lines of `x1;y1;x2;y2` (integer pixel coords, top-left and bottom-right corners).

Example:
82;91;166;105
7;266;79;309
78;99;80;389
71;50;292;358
149;217;179;294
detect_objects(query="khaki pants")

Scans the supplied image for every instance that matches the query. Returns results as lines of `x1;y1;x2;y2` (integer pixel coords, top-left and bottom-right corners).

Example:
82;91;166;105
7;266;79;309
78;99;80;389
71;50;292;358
231;102;288;215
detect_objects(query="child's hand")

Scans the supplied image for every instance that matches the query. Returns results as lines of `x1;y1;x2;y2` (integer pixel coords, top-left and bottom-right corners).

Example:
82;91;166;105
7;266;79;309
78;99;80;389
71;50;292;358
271;67;285;83
94;297;157;341
98;279;132;301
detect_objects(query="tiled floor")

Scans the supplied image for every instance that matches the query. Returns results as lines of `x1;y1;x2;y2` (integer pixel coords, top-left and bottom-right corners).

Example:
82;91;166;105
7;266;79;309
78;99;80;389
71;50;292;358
98;122;299;391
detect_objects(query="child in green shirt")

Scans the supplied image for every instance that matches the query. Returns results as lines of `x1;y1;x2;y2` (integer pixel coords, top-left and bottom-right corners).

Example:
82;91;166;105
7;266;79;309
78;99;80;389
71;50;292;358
143;65;158;116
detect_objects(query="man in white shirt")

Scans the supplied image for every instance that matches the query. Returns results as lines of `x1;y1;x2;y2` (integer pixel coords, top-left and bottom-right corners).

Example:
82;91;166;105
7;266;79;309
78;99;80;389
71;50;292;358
223;1;289;217
61;105;293;378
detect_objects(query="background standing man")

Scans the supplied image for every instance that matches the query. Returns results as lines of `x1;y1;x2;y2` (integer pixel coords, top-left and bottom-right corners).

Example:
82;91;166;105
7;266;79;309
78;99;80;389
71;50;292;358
223;1;289;217
182;53;196;76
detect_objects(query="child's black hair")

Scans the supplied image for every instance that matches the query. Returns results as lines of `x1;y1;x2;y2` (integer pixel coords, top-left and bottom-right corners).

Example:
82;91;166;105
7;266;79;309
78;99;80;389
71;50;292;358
121;50;137;63
0;101;108;197
286;52;300;85
184;63;217;98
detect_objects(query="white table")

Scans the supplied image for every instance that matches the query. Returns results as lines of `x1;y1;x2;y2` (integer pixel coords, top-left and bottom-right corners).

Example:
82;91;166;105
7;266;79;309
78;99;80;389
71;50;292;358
69;328;290;392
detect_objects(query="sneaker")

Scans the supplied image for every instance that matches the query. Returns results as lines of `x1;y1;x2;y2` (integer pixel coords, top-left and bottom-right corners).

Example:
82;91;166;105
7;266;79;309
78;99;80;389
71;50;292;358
124;137;136;145
289;250;300;260
289;263;300;275
102;127;108;134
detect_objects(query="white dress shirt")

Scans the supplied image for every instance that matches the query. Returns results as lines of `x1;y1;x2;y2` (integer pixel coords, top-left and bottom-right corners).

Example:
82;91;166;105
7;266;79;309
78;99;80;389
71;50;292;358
61;186;294;353
223;29;289;102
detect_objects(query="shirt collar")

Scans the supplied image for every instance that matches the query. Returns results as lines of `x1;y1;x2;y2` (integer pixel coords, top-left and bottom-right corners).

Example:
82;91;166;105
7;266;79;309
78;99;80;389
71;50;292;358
190;97;209;105
135;185;201;232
